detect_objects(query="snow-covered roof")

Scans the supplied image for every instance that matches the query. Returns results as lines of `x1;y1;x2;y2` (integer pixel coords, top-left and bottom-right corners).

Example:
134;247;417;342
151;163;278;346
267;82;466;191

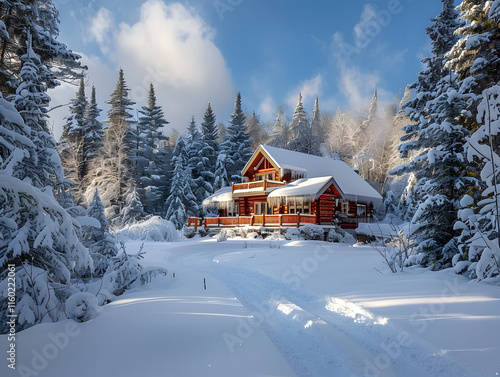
245;145;383;204
267;176;334;201
202;187;233;206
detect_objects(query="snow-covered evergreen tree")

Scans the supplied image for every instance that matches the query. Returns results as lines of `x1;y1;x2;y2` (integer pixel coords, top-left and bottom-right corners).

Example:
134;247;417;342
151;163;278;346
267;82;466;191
9;32;64;191
213;152;229;192
220;91;252;183
456;86;500;281
0;0;83;94
288;93;310;154
84;86;104;166
246;110;267;150
268;110;288;149
86;69;136;217
0;93;92;331
392;0;471;269
118;186;146;226
201;102;218;168
59;77;87;203
165;137;198;229
310;97;322;156
137;83;169;214
82;189;118;277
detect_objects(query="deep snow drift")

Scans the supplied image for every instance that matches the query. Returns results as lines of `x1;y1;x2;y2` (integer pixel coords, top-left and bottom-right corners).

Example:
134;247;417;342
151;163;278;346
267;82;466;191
3;237;499;377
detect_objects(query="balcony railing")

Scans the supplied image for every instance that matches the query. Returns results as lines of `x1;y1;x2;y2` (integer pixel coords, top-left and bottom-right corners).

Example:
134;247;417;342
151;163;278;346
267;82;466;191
232;179;286;193
188;214;317;229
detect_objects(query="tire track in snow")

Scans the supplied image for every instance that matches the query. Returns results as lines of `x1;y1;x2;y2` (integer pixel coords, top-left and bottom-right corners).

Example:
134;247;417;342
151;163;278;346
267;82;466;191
174;245;482;377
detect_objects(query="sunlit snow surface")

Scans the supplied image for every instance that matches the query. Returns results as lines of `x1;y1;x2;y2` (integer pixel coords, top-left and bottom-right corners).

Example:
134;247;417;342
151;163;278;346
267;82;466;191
5;237;499;377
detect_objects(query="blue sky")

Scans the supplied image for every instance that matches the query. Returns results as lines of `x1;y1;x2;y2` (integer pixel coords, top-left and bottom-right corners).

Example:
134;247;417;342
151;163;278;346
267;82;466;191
48;0;447;138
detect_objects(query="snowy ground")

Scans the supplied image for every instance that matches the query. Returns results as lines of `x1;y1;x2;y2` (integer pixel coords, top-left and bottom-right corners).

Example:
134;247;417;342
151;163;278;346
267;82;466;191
3;237;500;377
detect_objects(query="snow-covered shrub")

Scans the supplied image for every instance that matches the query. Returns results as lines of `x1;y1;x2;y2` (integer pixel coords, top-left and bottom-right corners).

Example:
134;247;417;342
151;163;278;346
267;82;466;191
326;228;356;244
246;231;260;239
217;228;236;242
103;243;167;296
115;216;179;242
66;292;98;322
299;224;325;240
284;228;302;240
0;265;61;331
371;228;415;273
183;227;197;239
266;230;286;240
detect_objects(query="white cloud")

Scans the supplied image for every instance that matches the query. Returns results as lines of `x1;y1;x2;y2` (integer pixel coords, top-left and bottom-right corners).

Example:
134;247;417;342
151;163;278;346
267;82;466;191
286;74;323;112
49;1;234;139
113;0;234;132
88;8;115;53
258;96;277;122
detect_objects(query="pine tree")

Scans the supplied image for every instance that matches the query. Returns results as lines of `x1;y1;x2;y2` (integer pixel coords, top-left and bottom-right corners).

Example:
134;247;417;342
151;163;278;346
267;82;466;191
213;152;229;192
9;31;63;190
391;0;470;269
105;69;136;154
268;110;288;149
88;69;136;216
0;87;92;332
187;116;214;204
220;91;251;183
246;110;267;150
84;86;104;164
119;186;146;226
288;93;310;154
137;84;169;214
201;102;218;168
0;1;83;94
310;97;322;156
60;77;87;202
82;189;118;277
164;137;198;229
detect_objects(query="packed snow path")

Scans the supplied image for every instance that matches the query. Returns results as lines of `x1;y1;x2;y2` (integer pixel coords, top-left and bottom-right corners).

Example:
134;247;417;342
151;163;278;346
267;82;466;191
169;239;484;377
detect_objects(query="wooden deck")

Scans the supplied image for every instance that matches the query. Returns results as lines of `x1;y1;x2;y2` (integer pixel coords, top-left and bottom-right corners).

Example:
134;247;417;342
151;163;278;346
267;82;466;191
188;214;317;229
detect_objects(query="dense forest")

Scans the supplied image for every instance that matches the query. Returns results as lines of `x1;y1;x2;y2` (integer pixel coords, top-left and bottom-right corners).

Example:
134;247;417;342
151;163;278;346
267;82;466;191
0;0;499;332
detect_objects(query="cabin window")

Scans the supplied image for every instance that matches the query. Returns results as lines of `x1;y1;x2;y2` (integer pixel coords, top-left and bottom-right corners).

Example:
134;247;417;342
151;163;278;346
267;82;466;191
288;198;296;214
357;204;367;217
254;202;267;215
341;200;350;215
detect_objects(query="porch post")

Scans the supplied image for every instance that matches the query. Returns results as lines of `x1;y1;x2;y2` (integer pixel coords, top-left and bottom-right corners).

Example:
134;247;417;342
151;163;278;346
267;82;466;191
262;213;266;227
297;214;300;228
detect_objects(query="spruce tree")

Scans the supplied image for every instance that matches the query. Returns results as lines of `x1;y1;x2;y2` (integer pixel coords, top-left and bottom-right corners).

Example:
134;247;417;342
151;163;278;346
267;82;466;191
165;137;198;229
310;97;322;156
246;110;267;150
90;69;136;215
187;116;214;203
84;86;104;164
82;189;118;277
213;152;229;192
0;0;83;94
392;0;469;269
9;31;63;190
220;91;252;183
201;102;218;168
288;93;310;154
268;110;288;149
0;37;91;331
137;84;169;214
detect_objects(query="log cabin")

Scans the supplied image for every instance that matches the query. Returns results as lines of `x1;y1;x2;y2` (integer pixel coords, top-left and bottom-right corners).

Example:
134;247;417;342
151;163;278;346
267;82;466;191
193;145;383;230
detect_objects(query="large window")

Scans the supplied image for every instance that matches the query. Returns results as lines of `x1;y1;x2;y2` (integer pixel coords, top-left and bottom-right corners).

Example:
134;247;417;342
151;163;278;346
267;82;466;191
287;198;311;214
254;202;267;215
